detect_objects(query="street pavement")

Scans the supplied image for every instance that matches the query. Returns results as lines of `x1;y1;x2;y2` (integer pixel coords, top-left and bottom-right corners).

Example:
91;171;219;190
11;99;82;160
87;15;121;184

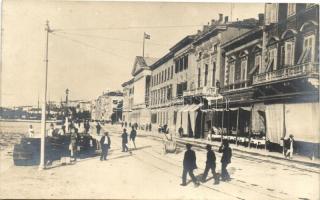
0;124;318;199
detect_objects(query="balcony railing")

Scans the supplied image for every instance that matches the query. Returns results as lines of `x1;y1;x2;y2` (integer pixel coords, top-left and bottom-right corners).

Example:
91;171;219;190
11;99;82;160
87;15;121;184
183;86;216;97
222;80;250;92
253;63;319;85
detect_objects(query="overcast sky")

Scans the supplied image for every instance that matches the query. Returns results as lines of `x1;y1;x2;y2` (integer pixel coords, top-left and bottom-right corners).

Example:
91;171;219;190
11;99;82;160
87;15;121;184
1;0;264;107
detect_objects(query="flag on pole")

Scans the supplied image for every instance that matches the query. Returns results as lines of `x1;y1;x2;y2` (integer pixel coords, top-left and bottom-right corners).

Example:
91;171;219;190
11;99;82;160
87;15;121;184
144;32;151;39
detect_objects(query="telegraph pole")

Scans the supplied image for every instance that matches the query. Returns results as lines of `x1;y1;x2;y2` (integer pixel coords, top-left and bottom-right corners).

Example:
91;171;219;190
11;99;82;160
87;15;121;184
39;20;51;170
142;33;145;58
0;0;3;106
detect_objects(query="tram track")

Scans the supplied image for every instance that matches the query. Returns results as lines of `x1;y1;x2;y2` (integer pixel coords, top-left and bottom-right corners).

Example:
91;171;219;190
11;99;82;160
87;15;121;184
106;131;289;200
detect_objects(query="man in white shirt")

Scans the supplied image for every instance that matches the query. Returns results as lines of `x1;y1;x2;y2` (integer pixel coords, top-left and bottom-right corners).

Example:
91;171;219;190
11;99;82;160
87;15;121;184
99;132;111;161
47;123;55;137
28;125;35;137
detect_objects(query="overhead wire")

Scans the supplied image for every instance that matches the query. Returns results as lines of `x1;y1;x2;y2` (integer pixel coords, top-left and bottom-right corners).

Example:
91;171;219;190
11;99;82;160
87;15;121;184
53;24;204;32
56;31;172;47
51;32;133;61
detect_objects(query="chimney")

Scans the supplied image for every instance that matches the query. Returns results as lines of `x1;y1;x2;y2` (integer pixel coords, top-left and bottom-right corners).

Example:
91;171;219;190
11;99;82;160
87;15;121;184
211;19;216;25
218;13;223;22
258;13;264;26
224;16;229;24
197;30;201;35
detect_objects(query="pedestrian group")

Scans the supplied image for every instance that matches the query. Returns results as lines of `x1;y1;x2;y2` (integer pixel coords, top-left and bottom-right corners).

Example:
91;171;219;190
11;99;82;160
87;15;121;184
181;139;232;187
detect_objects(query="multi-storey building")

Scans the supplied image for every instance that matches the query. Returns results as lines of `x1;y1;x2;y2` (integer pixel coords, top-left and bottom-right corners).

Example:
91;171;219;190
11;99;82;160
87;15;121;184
148;35;197;134
122;56;158;126
149;52;174;128
252;3;319;156
217;27;264;143
91;91;123;122
121;78;134;123
121;4;319;157
184;14;261;139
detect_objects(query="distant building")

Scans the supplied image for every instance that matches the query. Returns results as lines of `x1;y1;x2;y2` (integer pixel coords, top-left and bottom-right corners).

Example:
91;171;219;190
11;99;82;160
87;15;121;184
121;78;134;123
91;91;123;122
121;56;158;126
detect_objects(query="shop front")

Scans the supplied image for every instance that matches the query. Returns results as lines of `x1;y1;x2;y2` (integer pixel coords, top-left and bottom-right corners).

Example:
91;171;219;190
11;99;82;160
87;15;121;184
176;104;203;138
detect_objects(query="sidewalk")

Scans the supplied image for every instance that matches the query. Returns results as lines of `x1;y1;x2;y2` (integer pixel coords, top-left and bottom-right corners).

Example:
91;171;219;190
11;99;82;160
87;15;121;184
122;125;320;173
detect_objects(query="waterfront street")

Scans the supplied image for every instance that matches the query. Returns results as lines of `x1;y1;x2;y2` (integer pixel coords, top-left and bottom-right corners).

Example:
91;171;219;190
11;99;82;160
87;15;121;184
0;124;318;200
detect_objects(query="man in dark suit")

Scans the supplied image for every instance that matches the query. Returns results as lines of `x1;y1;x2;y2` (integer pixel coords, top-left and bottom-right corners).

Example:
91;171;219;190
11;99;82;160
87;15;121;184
121;129;128;152
201;144;216;183
181;143;199;187
100;132;111;161
219;139;232;181
130;126;137;149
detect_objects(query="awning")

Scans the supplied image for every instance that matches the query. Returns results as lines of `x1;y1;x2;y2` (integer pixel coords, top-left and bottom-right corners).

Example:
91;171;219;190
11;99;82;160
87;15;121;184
240;106;252;111
212;108;225;112
177;105;190;112
189;103;203;112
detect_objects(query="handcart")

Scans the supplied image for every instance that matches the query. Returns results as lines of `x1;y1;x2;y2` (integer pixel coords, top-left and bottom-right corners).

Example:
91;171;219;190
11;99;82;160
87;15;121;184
163;133;177;154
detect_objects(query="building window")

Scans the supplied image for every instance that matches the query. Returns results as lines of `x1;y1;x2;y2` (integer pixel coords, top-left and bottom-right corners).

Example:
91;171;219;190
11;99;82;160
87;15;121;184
156;74;158;85
266;47;277;71
198;52;202;60
179;58;184;72
176;82;187;97
198;68;201;88
171;65;173;78
228;62;235;85
284;41;295;66
298;34;315;64
184;56;188;70
164;69;167;81
240;59;247;81
204;64;208;86
212;62;216;87
255;55;262;73
167;86;172;100
213;44;218;52
161;71;164;83
287;4;296;17
175;60;178;73
167;68;170;80
265;3;278;24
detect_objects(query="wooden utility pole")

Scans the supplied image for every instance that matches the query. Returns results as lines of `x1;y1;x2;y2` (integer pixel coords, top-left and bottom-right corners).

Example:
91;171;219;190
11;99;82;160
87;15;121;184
39;20;51;170
0;0;3;106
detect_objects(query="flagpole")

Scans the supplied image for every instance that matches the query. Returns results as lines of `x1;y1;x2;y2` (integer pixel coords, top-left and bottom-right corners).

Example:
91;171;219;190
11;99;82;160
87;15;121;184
142;32;145;58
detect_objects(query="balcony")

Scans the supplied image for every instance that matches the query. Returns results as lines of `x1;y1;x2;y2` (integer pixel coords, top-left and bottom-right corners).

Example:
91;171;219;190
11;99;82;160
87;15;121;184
222;80;250;93
183;86;217;97
253;63;319;85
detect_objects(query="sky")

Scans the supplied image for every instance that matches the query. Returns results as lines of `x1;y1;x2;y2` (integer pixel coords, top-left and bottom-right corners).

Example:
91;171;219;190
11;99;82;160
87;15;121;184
0;0;264;107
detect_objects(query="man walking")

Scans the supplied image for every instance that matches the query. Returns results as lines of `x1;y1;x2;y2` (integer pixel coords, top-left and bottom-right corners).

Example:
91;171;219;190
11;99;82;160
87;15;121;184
100;132;111;161
84;121;90;134
121;129;129;152
28;125;35;137
96;122;102;135
130;126;137;149
181;144;199;187
219;140;232;181
69;127;78;162
201;144;217;184
178;126;184;137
